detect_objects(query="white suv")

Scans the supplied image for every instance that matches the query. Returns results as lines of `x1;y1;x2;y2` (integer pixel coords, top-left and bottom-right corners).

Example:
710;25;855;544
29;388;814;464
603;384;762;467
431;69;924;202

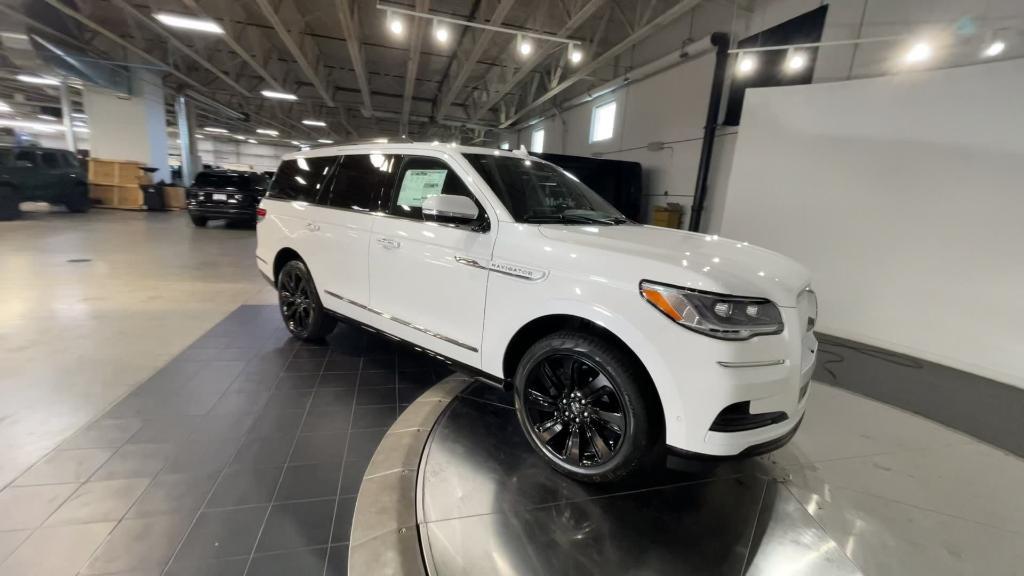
256;143;817;483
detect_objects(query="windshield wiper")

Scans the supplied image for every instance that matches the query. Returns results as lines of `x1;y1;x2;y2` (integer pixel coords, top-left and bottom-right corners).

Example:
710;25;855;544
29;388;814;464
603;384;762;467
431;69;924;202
523;213;628;225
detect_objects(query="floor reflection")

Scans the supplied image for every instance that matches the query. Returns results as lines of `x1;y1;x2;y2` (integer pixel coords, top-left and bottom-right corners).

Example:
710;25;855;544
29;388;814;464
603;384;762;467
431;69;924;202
420;382;862;575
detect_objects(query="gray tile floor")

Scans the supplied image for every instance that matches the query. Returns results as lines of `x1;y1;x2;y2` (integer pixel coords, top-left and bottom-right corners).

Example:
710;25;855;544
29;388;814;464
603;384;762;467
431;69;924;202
0;305;450;576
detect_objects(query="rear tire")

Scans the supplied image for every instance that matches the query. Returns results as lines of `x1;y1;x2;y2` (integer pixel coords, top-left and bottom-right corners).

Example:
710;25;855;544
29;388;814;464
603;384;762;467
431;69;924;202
190;214;208;227
277;259;336;341
0;186;20;221
513;330;662;483
65;184;91;213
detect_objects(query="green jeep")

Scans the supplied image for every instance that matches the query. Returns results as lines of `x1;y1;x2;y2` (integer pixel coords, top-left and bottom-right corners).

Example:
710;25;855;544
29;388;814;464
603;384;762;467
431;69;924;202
0;146;90;220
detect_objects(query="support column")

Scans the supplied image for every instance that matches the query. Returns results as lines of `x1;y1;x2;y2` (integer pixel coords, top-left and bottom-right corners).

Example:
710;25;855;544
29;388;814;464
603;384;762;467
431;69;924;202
82;69;170;182
174;94;200;187
59;81;76;152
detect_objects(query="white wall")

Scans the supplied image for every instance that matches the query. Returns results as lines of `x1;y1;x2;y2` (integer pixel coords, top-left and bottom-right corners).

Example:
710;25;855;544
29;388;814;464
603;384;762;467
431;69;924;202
720;58;1024;388
168;139;294;174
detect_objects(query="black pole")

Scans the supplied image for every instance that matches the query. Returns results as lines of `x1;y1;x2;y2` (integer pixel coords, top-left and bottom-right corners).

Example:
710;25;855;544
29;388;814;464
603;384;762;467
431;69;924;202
687;32;731;232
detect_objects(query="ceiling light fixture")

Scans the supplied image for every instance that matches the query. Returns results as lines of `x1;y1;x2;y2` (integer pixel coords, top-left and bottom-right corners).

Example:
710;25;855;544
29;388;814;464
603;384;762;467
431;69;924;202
260;90;298;101
290;140;302;146
71;112;87;118
905;41;932;63
204;127;228;133
569;44;583;64
387;11;404;35
736;54;757;75
0;101;12;113
196;134;205;139
37;114;57;121
247;139;258;144
233;135;246;140
318;139;334;144
517;34;533;56
785;49;807;71
73;121;87;127
153;12;224;34
256;128;279;136
302;119;327;127
17;74;60;85
433;20;449;43
983;40;1005;57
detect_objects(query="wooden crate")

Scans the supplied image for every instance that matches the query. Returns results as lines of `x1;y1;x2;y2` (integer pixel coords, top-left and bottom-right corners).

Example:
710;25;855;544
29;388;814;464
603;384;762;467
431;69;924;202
88;158;144;186
163;186;186;210
89;184;145;210
651;203;684;229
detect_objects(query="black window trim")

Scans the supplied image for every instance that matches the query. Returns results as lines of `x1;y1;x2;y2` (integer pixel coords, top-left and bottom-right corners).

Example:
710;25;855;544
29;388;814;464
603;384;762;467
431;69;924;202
381;153;491;233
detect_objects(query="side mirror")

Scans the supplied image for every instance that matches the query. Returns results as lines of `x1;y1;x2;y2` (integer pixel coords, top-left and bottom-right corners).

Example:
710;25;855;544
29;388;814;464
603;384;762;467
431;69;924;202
422;195;479;224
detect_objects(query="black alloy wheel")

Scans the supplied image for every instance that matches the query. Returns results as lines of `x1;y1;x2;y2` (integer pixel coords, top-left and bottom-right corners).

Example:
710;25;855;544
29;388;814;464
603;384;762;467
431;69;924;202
514;331;660;483
276;259;336;341
65;184;91;213
523;354;626;468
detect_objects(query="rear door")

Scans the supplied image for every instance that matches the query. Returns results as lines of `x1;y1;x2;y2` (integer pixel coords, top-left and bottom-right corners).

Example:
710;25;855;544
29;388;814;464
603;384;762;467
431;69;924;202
313;153;392;310
38;150;69;202
262;154;338;290
367;153;496;365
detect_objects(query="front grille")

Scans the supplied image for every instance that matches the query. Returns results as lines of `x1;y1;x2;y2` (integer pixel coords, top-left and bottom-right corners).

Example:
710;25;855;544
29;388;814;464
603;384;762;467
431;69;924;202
709;402;788;433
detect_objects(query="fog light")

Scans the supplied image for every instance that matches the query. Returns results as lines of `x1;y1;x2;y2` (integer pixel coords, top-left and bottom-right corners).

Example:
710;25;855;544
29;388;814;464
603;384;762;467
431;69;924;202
746;304;759;317
714;302;732;317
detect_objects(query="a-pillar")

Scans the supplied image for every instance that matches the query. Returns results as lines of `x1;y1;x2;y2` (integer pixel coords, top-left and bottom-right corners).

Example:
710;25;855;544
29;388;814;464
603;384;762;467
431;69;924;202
82;69;170;182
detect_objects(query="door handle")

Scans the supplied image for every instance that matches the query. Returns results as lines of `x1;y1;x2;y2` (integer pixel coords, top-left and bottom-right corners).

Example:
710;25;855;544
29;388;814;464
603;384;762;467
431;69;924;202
376;237;401;249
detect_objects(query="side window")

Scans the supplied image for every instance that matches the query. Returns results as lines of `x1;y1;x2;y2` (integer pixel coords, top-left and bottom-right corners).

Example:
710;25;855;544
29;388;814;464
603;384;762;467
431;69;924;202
266;155;338;203
388;156;484;224
14;150;38;167
40;151;62;169
62;152;79;169
321;154;394;212
0;149;11;167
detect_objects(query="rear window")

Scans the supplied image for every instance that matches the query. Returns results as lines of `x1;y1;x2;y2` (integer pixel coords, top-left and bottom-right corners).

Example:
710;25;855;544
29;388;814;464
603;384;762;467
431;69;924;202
193;172;253;190
267;155;338;203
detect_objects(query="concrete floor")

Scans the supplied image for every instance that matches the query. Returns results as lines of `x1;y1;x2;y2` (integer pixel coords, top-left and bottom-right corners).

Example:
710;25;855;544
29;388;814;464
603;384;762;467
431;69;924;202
0;209;274;489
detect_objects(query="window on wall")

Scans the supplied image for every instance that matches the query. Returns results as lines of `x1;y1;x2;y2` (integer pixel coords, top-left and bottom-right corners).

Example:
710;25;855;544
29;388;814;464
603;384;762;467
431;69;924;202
530;128;545;153
499;141;510;150
590;100;616;142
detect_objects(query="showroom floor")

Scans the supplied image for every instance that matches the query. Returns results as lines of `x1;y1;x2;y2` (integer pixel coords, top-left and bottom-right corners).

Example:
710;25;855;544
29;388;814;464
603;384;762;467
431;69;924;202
1;211;1022;575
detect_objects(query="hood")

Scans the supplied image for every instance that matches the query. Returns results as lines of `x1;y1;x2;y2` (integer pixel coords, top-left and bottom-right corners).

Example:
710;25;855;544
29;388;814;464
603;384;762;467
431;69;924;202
538;224;811;307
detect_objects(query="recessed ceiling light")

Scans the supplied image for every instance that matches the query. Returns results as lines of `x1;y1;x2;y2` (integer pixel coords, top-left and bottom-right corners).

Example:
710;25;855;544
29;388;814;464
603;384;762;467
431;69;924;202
256;128;279;136
785;50;807;71
153;12;224;34
290;140;302;146
73;121;87;127
905;42;932;63
196;134;205;138
302;119;327;127
569;47;583;64
247;139;258;144
260;90;298;101
233;135;246;140
434;22;449;43
37;114;57;121
318;139;334;144
17;74;60;85
388;14;404;35
204;127;228;133
71;112;87;118
983;40;1005;57
517;35;533;56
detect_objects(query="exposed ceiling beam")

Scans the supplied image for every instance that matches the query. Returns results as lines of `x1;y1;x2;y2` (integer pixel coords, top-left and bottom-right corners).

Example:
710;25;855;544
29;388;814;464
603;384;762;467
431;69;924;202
252;0;333;106
401;0;429;135
0;4;93;55
435;0;517;122
501;0;701;127
38;0;205;91
334;0;373;117
112;0;252;97
472;0;606;121
180;0;284;92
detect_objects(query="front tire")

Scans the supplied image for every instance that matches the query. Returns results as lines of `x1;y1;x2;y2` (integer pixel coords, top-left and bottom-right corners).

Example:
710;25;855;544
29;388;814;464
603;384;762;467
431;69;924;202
190;214;208;227
0;186;20;221
277;259;336;341
513;331;661;483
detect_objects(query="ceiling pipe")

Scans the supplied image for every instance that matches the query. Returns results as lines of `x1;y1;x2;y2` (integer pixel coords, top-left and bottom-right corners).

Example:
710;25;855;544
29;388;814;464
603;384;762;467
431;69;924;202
687;32;730;233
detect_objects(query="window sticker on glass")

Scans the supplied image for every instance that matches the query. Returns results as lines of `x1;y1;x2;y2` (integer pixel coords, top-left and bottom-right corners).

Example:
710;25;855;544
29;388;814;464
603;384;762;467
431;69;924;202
398;169;448;207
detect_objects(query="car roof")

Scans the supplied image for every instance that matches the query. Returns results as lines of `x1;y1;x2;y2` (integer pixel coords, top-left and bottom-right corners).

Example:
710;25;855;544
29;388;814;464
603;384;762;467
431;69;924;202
281;142;533;161
196;169;258;176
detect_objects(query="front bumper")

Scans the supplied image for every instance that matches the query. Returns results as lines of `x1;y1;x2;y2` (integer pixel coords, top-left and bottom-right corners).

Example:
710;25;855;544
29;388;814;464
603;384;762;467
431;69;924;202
653;305;817;457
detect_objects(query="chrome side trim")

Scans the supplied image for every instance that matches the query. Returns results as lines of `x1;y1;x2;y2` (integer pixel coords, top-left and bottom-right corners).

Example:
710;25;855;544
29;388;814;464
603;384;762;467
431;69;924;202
454;256;487;270
717;359;786;368
324;290;478;353
455;256;547;281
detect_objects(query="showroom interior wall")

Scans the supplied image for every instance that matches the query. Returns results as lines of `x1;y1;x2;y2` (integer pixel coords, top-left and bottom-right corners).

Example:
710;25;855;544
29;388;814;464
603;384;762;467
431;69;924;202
720;57;1024;389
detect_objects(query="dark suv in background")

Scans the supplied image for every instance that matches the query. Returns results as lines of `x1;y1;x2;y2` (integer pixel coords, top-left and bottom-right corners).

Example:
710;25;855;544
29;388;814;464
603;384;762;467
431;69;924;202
186;170;268;227
0;146;89;220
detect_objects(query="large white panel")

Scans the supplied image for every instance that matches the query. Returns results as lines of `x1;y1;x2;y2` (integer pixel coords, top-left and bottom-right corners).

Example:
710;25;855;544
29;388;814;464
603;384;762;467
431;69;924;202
721;58;1024;387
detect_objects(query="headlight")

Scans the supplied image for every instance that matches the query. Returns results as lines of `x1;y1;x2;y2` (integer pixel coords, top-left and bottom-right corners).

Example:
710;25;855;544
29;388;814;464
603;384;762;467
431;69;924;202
640;281;784;340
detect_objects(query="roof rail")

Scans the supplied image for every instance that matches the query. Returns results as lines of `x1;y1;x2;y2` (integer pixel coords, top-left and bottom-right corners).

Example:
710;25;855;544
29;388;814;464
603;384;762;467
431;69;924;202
324;136;416;146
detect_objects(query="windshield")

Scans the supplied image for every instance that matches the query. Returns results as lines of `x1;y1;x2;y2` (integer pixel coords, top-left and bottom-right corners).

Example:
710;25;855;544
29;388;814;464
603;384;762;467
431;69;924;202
463;154;628;224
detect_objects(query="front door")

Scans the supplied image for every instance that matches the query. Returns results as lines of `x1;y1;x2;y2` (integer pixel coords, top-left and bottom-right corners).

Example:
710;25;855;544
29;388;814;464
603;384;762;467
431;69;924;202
367;153;496;366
